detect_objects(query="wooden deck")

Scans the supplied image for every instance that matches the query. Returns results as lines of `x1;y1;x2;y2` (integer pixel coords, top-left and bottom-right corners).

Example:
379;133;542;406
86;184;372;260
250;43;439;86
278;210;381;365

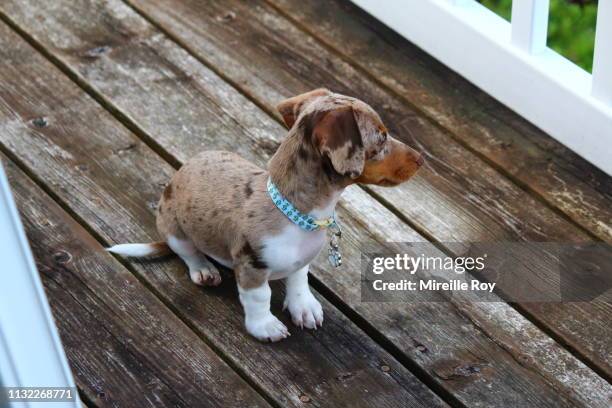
0;0;610;406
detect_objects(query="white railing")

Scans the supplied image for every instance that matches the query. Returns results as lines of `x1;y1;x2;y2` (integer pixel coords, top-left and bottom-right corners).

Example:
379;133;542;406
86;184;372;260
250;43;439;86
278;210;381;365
0;162;81;407
350;0;612;176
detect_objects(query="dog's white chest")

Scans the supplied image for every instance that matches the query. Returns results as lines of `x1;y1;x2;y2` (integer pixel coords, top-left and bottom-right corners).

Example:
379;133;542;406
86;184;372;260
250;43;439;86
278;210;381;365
262;224;327;279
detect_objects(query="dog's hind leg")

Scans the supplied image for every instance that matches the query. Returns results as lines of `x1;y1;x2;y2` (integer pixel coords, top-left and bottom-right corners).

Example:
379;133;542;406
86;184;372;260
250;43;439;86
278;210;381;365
167;235;221;287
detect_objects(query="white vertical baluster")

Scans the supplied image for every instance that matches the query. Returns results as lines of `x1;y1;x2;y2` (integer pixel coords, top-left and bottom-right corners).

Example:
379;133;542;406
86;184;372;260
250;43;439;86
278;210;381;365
511;0;550;54
592;0;612;105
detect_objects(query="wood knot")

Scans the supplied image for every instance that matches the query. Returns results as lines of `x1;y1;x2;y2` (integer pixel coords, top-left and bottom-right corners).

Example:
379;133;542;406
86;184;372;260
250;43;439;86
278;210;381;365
216;11;236;23
412;338;428;353
84;45;111;57
52;250;72;264
416;344;428;353
517;354;534;366
115;143;136;155
30;117;49;128
432;358;488;381
299;394;310;403
380;365;390;372
335;372;354;381
454;364;481;376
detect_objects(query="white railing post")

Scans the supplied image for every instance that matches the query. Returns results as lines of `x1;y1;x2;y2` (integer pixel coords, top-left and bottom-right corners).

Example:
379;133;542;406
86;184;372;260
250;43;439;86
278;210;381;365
592;0;612;105
0;163;81;407
511;0;550;54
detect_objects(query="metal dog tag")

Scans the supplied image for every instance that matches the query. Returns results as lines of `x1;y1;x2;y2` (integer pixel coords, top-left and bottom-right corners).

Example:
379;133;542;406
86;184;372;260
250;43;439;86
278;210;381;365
327;225;342;268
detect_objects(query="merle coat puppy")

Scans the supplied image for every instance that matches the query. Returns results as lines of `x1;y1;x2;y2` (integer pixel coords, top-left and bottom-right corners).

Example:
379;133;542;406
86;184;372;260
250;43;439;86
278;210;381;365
108;89;423;342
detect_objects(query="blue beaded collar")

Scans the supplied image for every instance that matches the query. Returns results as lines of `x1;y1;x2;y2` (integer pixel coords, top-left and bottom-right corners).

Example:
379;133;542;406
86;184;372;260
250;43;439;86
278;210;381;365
267;178;336;232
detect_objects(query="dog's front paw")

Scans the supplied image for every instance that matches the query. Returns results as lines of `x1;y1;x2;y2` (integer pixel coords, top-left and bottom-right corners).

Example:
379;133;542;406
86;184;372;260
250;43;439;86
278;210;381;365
245;313;290;342
284;292;323;329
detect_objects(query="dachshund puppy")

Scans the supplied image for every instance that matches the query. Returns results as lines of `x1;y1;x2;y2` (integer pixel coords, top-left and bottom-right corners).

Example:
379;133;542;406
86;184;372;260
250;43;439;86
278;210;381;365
108;89;423;341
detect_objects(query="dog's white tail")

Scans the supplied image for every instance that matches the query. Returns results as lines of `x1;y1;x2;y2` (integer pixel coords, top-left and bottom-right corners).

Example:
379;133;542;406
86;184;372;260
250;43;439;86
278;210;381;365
106;241;172;258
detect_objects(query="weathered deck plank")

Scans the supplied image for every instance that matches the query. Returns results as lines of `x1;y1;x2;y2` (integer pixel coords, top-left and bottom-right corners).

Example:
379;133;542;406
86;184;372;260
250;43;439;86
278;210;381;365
116;0;612;378
0;18;446;408
268;0;612;243
0;1;609;407
3;157;271;408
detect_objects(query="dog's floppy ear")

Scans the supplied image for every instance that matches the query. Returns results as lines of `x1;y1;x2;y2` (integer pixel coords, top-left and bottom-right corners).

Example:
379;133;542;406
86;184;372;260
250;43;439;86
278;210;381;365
276;88;330;129
314;106;364;179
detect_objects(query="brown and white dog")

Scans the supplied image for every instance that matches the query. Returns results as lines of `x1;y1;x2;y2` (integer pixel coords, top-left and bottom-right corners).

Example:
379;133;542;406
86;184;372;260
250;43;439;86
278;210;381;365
108;89;423;342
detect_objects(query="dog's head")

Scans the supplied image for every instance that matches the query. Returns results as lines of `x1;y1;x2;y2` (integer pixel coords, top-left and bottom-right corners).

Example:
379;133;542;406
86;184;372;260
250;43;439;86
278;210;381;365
276;88;423;186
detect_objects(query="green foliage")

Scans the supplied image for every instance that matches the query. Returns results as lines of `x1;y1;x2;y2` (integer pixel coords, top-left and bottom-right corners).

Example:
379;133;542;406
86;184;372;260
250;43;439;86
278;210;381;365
478;0;597;72
479;0;513;20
